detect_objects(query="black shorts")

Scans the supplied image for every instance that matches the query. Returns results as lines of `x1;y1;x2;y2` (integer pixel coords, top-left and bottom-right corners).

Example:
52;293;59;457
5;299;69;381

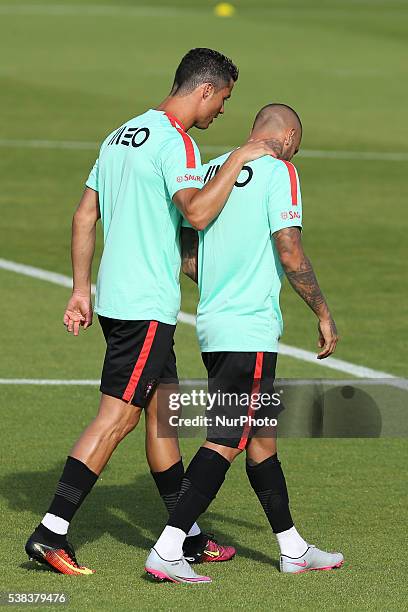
202;351;282;449
99;316;178;409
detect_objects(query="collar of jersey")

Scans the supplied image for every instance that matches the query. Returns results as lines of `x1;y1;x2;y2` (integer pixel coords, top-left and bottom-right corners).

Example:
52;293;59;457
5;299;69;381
152;109;186;132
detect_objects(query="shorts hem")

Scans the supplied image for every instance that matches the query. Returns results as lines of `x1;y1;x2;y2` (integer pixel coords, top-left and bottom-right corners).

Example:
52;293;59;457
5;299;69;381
99;386;148;409
206;436;245;449
95;310;178;326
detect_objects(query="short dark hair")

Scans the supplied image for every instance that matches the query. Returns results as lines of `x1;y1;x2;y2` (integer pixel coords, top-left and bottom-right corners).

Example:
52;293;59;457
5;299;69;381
171;48;239;95
253;103;303;133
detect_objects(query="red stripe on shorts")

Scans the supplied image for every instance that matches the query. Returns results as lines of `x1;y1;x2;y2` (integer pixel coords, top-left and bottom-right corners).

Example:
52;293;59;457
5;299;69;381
281;160;298;206
238;352;264;450
122;321;159;403
164;111;196;169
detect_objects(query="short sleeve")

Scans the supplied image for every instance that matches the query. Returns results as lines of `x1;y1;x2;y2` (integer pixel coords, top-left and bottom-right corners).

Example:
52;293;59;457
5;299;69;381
266;160;303;234
160;133;204;200
86;158;99;192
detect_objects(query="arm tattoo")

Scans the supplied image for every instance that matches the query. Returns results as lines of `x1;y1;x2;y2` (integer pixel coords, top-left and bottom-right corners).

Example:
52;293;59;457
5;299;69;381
285;257;327;315
180;227;198;283
273;227;329;319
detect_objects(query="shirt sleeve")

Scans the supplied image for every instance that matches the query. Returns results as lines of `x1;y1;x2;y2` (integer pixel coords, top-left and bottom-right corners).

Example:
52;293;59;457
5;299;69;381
266;160;303;234
85;158;99;192
160;133;204;200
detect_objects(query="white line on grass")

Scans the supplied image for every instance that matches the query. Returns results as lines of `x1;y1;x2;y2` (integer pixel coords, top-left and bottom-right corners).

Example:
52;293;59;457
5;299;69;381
0;258;79;290
0;139;98;151
0;138;407;162
0;258;401;380
1;378;406;389
299;149;408;162
0;379;100;386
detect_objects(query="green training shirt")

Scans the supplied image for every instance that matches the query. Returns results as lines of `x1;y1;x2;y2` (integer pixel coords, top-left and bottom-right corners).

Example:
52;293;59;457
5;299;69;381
86;109;203;324
197;153;303;352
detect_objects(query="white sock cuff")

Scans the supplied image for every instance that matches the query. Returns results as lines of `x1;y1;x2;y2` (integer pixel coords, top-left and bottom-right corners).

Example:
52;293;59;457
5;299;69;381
187;523;201;537
154;525;186;561
41;513;69;535
276;526;308;558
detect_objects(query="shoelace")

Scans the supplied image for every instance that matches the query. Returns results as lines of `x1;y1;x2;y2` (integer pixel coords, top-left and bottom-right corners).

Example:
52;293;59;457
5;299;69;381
204;537;225;555
59;545;83;568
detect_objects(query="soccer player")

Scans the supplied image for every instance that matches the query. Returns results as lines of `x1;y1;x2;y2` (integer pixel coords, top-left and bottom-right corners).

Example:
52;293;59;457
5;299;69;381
24;49;278;575
145;103;344;583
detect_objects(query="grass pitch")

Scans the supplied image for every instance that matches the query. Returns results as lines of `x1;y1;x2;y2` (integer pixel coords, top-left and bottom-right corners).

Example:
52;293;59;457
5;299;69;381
1;395;406;610
0;0;407;609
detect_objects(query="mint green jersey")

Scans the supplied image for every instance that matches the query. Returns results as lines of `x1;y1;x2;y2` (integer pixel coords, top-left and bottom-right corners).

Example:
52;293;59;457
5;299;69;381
197;153;303;352
86;109;203;324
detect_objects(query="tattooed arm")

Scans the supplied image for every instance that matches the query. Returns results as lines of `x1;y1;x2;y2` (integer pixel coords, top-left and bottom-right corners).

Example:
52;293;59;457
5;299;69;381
180;227;198;283
273;227;339;359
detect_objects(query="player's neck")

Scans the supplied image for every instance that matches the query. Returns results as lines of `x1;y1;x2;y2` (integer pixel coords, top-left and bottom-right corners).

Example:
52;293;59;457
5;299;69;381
250;130;284;158
156;96;195;131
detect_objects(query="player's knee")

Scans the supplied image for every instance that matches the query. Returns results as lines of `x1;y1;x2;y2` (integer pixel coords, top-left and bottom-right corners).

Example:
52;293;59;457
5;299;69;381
95;406;141;441
204;440;243;463
110;419;138;442
246;436;277;463
119;407;141;437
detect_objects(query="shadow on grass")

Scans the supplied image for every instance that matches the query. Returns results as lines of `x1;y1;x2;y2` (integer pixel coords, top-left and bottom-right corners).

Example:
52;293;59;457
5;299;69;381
20;561;54;573
1;466;277;569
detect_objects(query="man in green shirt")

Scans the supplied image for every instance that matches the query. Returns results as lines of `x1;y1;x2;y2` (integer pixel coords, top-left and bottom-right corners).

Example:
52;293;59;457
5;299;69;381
146;104;343;583
25;48;277;576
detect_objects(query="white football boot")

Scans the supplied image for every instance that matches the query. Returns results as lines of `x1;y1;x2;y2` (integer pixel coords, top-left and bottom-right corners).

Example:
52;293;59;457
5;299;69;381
145;548;212;584
280;544;344;573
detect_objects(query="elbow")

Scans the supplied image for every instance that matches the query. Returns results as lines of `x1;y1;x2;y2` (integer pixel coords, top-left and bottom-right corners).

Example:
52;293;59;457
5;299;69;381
184;213;208;231
72;210;81;229
191;220;208;231
180;193;209;230
279;251;303;272
73;208;98;229
73;209;82;223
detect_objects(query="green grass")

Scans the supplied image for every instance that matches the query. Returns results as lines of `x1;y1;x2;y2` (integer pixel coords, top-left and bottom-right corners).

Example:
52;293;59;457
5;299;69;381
0;0;407;609
1;392;406;610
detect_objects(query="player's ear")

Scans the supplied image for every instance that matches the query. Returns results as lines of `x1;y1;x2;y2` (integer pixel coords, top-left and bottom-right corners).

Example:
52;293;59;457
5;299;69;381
285;128;295;146
202;83;215;100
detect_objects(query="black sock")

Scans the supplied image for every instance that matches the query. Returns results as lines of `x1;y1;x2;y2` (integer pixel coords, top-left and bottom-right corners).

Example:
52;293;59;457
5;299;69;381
151;460;206;551
41;456;98;535
151;459;184;517
167;447;230;534
246;454;293;534
32;523;67;548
